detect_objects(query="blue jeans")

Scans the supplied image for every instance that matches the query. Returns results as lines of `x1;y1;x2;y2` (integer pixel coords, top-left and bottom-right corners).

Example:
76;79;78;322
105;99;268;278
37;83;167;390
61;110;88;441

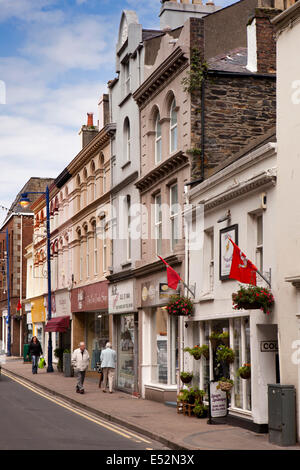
32;355;39;374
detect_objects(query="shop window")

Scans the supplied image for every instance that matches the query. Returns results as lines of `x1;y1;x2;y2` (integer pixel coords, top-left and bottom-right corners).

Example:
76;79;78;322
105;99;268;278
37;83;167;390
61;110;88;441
86;313;109;371
117;314;135;391
153;308;178;386
156;307;168;384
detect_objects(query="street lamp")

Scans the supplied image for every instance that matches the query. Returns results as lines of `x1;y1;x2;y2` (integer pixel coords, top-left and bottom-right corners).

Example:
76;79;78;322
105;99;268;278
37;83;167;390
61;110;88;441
19;187;54;372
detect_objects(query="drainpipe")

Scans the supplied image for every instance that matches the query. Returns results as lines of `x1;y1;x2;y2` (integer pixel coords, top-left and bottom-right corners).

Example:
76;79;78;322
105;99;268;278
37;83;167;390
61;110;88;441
200;78;205;183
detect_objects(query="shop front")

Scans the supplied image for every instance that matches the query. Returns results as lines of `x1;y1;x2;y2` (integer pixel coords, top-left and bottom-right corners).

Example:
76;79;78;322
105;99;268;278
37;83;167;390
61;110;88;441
108;279;137;393
71;281;109;372
24;302;33;344
30;296;46;352
45;290;72;354
1;309;8;353
137;269;182;403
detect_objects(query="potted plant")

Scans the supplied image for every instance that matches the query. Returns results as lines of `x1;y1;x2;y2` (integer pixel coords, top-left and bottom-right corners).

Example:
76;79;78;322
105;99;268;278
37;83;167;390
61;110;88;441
178;387;205;405
216;345;235;364
180;371;193;384
63;348;74;377
237;363;251;379
232;285;274;315
167;295;193;317
219;331;229;346
184;344;209;360
209;331;222;350
217;377;234;393
193;401;208;418
54;348;64;372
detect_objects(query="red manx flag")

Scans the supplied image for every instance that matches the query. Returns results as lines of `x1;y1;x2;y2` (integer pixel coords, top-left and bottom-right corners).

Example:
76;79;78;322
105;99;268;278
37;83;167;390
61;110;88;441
228;238;257;286
17;300;22;311
157;255;182;290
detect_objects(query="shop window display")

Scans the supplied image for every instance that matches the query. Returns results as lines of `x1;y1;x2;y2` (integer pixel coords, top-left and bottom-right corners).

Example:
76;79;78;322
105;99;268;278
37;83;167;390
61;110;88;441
117;314;135;391
86;313;109;370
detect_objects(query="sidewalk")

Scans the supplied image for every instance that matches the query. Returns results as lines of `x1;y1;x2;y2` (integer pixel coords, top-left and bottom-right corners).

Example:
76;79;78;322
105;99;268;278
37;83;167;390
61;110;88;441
1;357;299;450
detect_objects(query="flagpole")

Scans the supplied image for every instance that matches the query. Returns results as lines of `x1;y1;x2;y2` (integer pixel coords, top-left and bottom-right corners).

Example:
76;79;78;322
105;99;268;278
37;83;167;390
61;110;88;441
256;268;271;288
180;280;195;298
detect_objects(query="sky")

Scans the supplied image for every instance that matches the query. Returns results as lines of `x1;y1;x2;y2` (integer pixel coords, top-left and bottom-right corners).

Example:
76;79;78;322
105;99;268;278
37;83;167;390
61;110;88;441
0;0;236;224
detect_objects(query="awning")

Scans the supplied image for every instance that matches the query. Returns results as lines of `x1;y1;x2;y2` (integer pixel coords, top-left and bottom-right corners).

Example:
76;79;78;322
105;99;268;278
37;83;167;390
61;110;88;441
45;316;70;333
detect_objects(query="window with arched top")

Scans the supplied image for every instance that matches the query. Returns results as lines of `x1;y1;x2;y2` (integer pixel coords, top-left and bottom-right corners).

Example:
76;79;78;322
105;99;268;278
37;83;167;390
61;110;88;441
155;112;162;164
170;98;178;154
124;117;130;162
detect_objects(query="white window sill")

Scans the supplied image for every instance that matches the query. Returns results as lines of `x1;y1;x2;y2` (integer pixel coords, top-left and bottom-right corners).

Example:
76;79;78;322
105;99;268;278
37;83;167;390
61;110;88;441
144;383;177;392
228;407;252;419
198;293;214;302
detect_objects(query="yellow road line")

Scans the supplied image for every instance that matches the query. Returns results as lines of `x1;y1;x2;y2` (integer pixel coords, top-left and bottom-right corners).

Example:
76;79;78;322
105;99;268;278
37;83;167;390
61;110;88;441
2;371;151;444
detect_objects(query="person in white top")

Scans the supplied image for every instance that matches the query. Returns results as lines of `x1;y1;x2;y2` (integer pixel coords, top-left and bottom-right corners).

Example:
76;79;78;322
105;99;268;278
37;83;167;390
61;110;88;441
100;342;117;394
72;342;90;394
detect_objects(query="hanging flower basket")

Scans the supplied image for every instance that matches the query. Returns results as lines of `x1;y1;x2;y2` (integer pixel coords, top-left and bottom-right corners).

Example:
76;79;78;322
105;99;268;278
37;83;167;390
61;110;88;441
216;345;235;364
180;372;193;384
167;295;193;317
209;331;229;349
237;363;251;380
184;344;209;360
217;378;234;393
232;285;274;315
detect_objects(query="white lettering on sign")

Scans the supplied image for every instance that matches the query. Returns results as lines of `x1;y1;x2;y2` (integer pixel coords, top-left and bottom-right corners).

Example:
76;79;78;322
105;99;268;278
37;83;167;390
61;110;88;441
260;341;278;352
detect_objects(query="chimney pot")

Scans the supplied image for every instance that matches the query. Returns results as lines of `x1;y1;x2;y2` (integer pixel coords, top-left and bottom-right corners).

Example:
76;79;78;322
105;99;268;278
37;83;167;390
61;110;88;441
87;113;94;127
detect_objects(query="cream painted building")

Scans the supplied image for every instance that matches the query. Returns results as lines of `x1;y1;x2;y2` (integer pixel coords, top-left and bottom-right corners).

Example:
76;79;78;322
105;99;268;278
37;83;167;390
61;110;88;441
185;137;278;431
272;1;300;441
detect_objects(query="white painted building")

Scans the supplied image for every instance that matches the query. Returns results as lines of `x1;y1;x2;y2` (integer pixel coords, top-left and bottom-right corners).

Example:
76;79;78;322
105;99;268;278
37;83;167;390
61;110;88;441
272;1;300;441
184;137;278;431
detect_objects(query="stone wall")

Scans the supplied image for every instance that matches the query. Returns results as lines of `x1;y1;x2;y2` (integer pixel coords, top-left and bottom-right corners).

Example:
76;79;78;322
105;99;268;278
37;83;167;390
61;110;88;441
191;74;276;178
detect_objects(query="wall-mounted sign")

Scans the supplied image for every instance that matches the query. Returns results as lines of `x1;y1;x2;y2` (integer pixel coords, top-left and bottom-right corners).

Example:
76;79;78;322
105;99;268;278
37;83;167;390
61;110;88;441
219;224;238;281
159;283;180;299
261;340;278;352
108;280;135;314
209;381;228;418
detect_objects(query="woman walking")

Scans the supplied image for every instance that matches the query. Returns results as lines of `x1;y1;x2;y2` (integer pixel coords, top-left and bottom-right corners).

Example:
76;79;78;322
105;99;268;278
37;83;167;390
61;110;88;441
28;336;43;374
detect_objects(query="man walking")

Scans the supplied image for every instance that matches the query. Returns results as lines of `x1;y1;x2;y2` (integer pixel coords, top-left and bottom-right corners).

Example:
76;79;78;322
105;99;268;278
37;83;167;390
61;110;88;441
72;342;90;394
100;342;116;394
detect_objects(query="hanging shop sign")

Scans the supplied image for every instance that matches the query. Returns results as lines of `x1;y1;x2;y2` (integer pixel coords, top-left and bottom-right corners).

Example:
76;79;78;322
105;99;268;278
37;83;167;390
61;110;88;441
208;381;228;419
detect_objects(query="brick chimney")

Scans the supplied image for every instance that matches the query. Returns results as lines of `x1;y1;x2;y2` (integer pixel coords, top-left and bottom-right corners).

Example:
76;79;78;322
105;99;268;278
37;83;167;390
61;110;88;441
98;94;110;130
78;112;99;149
247;0;297;73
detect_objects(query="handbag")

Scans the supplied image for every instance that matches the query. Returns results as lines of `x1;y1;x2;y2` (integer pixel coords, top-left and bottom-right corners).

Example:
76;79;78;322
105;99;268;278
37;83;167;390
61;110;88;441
38;356;46;369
